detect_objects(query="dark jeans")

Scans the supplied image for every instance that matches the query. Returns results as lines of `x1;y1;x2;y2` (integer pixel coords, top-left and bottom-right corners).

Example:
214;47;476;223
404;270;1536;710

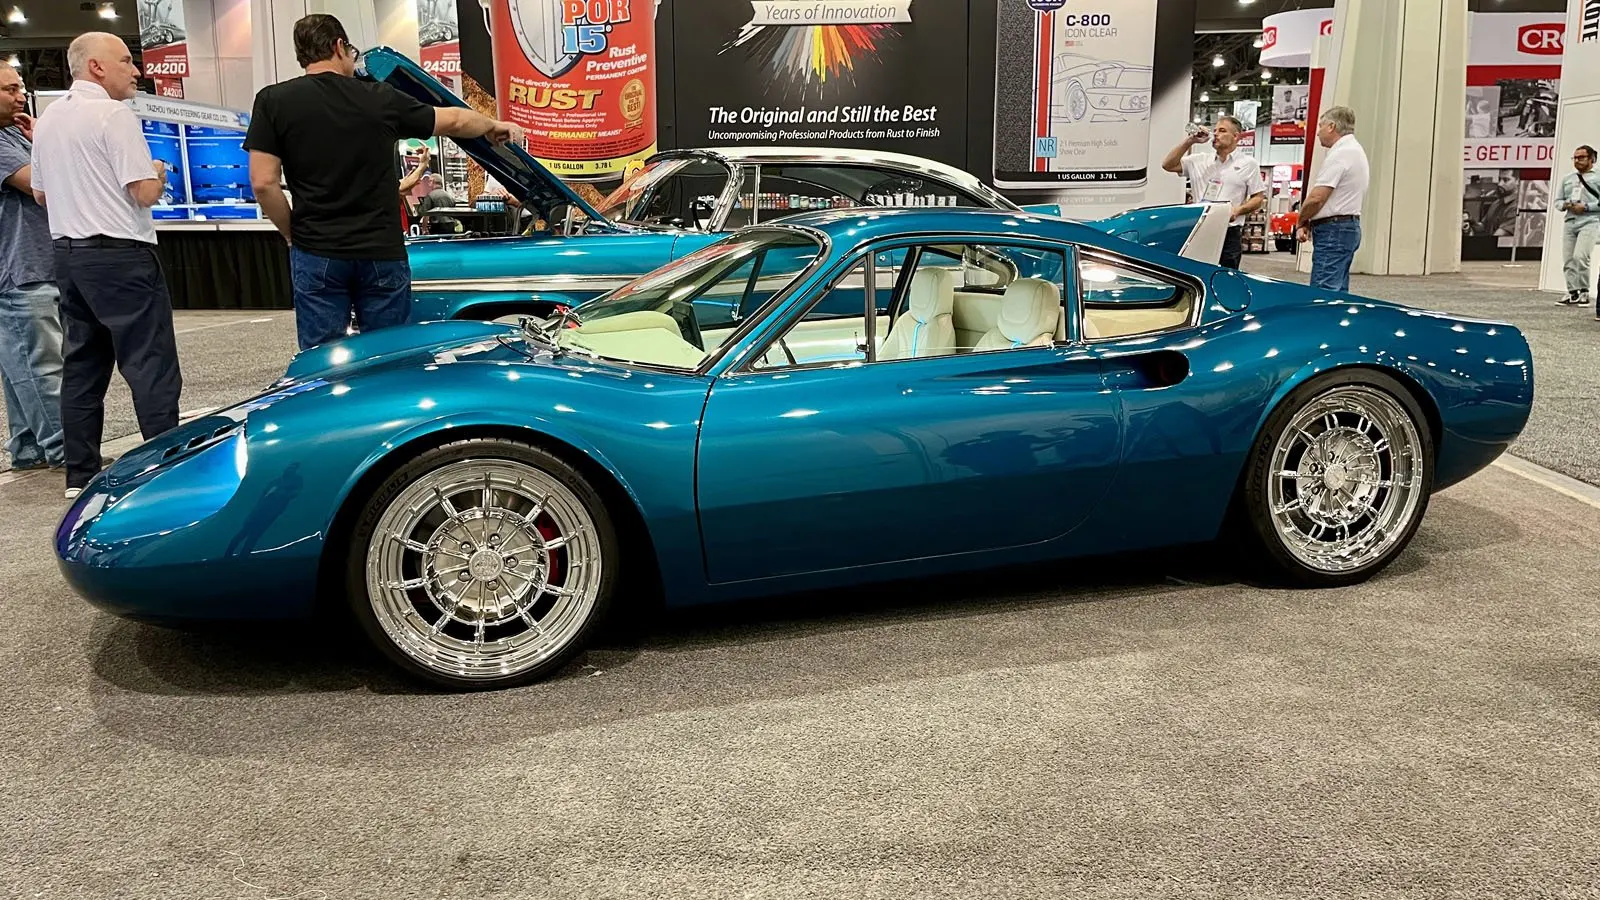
54;240;182;488
290;246;413;350
1220;225;1244;269
1309;217;1362;293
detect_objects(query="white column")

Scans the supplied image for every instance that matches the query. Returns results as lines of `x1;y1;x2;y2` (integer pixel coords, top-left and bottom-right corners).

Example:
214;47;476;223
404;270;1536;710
1538;0;1600;293
184;0;255;109
249;0;412;92
1309;0;1469;276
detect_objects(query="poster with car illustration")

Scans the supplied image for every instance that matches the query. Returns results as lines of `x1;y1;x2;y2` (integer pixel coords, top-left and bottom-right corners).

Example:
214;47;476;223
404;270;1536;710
993;0;1158;188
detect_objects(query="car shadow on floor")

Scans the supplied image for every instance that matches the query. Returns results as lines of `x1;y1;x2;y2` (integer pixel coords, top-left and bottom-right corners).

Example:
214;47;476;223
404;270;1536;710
86;543;1233;698
80;492;1522;760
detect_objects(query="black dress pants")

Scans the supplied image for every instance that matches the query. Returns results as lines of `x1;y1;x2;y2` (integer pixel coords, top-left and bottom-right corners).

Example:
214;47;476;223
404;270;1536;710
53;238;182;488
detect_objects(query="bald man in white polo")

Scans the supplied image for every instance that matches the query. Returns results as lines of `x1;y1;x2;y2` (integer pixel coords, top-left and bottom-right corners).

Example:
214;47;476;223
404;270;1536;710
30;32;182;498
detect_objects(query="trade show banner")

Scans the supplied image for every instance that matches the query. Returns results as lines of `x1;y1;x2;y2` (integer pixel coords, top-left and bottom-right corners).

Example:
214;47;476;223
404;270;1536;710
673;0;968;168
1270;84;1308;145
489;0;660;180
416;0;463;94
1463;13;1567;254
155;78;185;99
992;0;1159;187
138;0;190;80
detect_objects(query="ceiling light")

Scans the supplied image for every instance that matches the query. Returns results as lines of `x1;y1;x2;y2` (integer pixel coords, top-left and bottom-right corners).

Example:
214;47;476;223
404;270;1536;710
1200;92;1210;102
6;6;23;24
5;55;18;68
97;2;117;19
1228;83;1239;91
1253;35;1265;48
1212;55;1225;67
1261;69;1273;80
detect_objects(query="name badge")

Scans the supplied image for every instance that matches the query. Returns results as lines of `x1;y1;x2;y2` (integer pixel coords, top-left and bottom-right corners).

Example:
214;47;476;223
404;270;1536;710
1203;178;1227;202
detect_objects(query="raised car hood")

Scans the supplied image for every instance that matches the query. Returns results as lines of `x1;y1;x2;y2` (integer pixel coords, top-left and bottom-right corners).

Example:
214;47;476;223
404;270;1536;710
360;46;608;224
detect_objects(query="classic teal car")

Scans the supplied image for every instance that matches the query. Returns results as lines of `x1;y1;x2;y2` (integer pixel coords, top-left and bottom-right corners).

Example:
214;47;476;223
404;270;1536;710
361;47;1229;325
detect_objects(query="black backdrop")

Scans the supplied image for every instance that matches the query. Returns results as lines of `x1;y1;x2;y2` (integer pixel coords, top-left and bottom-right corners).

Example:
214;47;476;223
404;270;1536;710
457;0;1198;202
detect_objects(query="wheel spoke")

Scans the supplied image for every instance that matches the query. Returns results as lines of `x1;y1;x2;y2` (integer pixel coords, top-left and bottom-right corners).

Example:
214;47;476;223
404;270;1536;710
432;486;458;518
391;535;429;554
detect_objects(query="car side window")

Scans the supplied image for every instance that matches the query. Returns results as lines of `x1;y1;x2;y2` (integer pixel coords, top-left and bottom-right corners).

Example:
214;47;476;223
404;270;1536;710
750;241;1071;371
903;244;1068;354
750;258;878;370
635;160;727;229
1078;255;1194;341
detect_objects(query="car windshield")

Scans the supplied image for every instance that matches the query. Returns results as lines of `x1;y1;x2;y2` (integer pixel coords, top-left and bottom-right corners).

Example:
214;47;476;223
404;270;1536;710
546;229;825;370
593;157;732;228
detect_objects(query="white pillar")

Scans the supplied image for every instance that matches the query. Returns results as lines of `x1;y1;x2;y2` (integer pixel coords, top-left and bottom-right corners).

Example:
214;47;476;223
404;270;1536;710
1309;0;1469;276
1538;0;1600;293
184;0;255;109
249;0;416;92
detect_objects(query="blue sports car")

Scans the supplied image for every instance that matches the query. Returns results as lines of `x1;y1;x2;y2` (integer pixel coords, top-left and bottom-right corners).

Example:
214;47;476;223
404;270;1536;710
358;48;1227;324
57;208;1533;689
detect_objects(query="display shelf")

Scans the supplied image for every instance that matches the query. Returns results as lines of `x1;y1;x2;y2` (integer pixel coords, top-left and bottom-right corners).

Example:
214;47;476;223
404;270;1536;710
1242;208;1271;254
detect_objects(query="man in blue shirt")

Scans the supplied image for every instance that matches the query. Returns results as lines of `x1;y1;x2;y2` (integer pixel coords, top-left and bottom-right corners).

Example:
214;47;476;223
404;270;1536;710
1557;145;1599;315
0;61;64;472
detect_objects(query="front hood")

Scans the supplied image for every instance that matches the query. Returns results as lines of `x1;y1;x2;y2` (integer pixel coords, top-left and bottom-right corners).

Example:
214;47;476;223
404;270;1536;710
360;46;607;224
282;320;523;384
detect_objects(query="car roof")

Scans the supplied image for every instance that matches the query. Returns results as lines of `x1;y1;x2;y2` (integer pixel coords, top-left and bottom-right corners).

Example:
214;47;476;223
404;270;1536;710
662;146;1002;200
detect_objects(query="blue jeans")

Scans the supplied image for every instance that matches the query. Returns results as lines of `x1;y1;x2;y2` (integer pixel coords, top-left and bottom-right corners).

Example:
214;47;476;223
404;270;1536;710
0;280;65;468
1309;218;1362;293
289;246;413;350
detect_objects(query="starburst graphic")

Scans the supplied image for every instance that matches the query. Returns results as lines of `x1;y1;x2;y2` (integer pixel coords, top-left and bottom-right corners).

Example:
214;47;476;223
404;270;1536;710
720;24;898;95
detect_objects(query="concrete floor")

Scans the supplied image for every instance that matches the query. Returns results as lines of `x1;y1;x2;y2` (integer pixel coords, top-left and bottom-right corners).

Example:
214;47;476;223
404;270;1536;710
3;260;1600;897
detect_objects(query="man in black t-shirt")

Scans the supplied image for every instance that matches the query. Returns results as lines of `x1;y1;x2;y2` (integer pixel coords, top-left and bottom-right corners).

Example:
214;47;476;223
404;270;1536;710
245;14;520;350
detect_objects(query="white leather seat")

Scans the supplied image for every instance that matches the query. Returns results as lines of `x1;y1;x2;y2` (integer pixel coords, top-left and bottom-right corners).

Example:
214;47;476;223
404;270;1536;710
880;269;956;360
974;278;1062;351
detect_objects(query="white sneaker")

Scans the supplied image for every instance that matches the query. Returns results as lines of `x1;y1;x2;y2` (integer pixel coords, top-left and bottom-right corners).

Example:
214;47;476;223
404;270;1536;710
64;487;82;500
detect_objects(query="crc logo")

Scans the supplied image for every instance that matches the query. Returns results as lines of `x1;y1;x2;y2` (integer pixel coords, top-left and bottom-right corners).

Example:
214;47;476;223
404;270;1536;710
1319;19;1333;36
1261;26;1277;50
1518;24;1565;55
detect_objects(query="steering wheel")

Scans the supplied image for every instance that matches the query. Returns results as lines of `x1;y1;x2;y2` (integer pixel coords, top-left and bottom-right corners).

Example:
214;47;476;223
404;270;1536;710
690;198;715;231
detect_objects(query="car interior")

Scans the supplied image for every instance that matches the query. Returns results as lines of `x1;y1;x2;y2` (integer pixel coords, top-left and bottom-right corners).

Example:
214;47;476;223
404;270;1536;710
554;234;1198;372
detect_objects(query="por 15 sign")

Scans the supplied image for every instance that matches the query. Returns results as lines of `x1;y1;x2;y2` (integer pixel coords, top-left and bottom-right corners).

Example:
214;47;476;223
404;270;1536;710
490;0;658;180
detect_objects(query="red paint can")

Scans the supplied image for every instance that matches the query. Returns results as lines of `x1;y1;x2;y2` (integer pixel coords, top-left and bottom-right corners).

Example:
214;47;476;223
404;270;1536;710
489;0;658;180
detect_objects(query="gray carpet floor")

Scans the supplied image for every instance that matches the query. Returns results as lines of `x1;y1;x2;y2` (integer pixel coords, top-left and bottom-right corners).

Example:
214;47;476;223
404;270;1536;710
2;460;1599;897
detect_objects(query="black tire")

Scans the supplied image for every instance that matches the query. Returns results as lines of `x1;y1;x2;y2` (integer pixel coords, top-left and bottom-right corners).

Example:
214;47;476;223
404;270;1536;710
1232;370;1436;588
344;438;619;690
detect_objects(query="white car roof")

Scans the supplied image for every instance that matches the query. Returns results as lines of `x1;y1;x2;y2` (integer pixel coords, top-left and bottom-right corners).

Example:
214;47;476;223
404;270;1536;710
686;146;998;199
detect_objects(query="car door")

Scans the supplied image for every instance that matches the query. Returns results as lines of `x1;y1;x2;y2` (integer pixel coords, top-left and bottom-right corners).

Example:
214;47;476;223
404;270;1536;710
694;238;1124;585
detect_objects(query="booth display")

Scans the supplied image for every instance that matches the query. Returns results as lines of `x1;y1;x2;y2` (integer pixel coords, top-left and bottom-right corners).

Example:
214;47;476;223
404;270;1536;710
363;48;1222;324
55;202;1534;689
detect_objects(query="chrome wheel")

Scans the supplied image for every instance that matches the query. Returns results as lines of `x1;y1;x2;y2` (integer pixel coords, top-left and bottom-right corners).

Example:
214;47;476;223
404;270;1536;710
364;458;604;681
1266;385;1426;574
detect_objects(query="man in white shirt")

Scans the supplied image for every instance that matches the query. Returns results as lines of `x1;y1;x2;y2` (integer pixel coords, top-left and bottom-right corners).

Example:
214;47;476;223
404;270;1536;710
1162;115;1266;269
1295;105;1370;292
30;32;181;498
